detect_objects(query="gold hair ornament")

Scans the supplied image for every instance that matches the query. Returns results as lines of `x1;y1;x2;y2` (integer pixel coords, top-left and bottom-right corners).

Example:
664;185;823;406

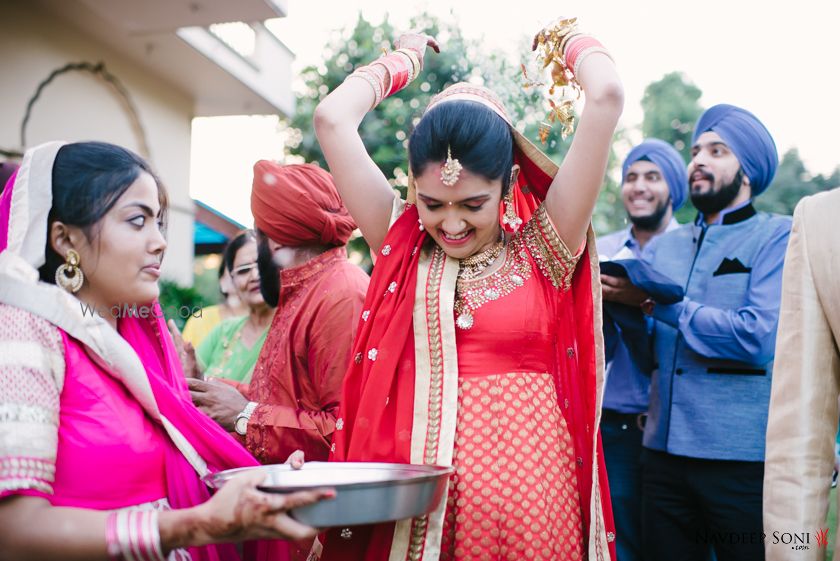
440;146;463;186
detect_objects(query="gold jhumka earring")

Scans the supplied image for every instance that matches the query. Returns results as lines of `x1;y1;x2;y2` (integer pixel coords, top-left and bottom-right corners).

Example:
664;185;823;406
501;169;523;232
440;146;462;186
502;190;523;232
56;249;84;293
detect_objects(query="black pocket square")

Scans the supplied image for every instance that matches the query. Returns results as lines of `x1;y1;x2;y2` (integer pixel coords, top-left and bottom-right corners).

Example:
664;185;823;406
713;257;752;276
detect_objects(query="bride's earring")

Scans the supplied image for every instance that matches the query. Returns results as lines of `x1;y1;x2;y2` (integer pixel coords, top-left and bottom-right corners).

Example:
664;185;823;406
501;189;522;232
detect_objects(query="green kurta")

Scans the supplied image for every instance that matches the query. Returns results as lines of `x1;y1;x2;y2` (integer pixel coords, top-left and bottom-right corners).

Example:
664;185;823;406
196;316;268;383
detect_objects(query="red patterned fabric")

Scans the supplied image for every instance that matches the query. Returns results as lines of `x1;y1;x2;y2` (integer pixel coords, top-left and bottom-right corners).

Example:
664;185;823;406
233;247;369;464
441;371;584;561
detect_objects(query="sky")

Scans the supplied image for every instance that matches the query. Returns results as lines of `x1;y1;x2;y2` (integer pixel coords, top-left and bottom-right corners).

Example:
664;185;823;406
190;0;840;226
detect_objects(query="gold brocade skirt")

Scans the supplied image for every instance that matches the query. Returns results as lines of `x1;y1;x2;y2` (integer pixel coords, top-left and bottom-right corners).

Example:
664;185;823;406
440;372;584;561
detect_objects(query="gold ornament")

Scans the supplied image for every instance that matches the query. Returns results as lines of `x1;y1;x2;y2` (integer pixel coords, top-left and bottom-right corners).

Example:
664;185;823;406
502;190;523;232
458;241;504;282
524;17;582;143
440;146;463;186
55;249;84;293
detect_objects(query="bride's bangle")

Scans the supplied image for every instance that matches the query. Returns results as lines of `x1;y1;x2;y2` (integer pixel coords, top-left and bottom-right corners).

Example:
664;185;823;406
346;50;420;109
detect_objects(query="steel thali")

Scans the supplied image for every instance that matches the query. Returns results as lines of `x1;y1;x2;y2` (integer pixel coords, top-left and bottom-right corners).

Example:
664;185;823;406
203;462;453;528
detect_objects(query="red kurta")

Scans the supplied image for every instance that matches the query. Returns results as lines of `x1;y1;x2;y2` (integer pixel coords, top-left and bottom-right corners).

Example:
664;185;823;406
233;247;369;463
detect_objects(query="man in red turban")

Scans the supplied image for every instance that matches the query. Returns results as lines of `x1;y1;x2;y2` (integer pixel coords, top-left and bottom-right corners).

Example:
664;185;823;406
188;163;369;558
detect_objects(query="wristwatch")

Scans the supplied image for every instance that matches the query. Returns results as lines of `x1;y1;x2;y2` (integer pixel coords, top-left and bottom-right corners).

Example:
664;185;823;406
234;401;258;436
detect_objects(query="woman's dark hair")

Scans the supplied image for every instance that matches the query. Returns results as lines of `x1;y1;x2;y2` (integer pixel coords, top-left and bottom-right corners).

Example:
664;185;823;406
223;229;256;273
39;141;168;284
408;100;515;195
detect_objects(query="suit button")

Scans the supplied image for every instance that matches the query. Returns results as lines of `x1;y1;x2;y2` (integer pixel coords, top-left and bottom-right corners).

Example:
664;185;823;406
675;368;684;375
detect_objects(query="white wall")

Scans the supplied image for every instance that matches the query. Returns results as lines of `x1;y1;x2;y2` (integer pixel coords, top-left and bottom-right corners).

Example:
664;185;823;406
0;2;194;285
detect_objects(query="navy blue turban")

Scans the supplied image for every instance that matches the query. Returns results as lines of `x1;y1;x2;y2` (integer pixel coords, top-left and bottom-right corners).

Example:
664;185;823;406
692;104;778;196
622;138;688;211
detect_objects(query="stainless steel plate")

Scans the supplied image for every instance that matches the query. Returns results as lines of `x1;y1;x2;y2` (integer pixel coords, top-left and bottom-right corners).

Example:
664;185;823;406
203;462;453;527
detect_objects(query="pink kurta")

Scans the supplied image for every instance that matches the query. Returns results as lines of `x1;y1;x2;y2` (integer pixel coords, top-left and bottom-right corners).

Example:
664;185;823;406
0;303;168;508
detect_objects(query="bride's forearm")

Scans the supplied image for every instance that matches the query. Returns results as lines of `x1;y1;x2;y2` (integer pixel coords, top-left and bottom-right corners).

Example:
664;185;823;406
314;77;377;134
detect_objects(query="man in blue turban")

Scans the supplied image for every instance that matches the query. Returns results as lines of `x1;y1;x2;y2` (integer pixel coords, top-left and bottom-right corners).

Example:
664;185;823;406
602;104;791;560
597;138;687;561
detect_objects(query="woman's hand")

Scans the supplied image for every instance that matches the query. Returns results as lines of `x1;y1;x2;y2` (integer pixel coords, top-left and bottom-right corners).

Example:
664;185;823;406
395;32;440;67
168;319;201;379
187;471;335;545
286;450;305;469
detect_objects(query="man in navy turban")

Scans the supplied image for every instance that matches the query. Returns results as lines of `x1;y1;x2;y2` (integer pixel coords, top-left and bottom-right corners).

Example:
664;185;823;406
602;105;791;560
597;138;687;561
689;103;778;216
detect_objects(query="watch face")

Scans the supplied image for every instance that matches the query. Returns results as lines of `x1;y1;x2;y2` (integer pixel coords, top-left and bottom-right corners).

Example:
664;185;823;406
235;416;248;435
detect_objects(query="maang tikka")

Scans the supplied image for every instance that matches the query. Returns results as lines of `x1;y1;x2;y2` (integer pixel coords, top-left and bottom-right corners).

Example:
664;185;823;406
440;146;462;186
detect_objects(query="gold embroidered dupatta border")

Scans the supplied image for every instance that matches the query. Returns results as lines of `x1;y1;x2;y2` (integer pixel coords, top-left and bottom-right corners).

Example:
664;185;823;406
388;244;460;561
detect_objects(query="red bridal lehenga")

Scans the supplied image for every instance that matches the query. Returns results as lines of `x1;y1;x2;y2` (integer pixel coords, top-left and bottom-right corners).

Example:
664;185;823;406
440;206;585;560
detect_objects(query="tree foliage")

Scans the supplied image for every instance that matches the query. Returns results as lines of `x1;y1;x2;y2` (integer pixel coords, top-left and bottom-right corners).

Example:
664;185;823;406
641;72;703;163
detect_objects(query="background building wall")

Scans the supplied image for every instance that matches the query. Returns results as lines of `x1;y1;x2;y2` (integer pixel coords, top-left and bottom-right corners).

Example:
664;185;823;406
0;2;194;284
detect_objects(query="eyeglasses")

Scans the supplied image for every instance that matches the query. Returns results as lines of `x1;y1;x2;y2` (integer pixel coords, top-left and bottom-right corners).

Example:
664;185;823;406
231;262;258;279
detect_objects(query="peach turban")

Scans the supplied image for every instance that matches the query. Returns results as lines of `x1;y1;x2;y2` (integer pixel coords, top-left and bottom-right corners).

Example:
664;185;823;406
251;162;356;247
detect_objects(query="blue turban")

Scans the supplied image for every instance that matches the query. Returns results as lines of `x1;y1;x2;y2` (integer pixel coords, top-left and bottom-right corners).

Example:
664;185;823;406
622;138;688;211
692;104;778;196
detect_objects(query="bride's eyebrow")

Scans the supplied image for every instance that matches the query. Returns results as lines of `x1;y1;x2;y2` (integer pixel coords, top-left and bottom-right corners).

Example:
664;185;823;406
418;194;491;204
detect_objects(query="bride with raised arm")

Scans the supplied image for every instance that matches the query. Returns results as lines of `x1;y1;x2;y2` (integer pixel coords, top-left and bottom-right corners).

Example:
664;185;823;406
313;19;623;561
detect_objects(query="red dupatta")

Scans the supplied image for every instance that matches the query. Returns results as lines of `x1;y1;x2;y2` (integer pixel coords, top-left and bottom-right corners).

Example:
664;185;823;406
322;84;614;561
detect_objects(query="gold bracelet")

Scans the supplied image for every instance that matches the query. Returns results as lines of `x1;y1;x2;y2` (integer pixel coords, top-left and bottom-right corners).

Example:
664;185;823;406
348;69;383;108
572;46;614;77
559;31;585;58
395;48;421;76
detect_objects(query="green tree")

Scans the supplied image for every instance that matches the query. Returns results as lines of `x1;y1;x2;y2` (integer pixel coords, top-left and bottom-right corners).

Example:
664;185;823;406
641;72;703;162
755;148;839;215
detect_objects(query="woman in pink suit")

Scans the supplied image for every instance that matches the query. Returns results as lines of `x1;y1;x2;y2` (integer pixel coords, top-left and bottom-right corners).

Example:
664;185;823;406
0;141;333;560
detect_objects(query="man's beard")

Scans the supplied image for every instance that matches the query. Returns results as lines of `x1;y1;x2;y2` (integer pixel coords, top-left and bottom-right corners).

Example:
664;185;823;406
690;168;745;215
256;236;280;308
629;197;670;232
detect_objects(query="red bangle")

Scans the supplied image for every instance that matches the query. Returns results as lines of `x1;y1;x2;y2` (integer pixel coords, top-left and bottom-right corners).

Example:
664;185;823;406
564;35;605;74
377;53;413;97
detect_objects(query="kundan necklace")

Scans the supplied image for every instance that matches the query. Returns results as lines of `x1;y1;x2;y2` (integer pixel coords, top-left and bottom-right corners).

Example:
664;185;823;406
455;238;531;331
458;240;505;282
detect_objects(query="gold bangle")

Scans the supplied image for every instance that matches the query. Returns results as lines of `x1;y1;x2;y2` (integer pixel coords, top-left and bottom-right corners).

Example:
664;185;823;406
395;48;421;76
348;69;383;108
368;61;394;99
572;46;613;77
559;31;585;58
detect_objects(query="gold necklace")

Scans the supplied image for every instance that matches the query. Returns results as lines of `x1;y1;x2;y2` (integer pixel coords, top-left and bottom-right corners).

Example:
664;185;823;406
458;241;504;282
